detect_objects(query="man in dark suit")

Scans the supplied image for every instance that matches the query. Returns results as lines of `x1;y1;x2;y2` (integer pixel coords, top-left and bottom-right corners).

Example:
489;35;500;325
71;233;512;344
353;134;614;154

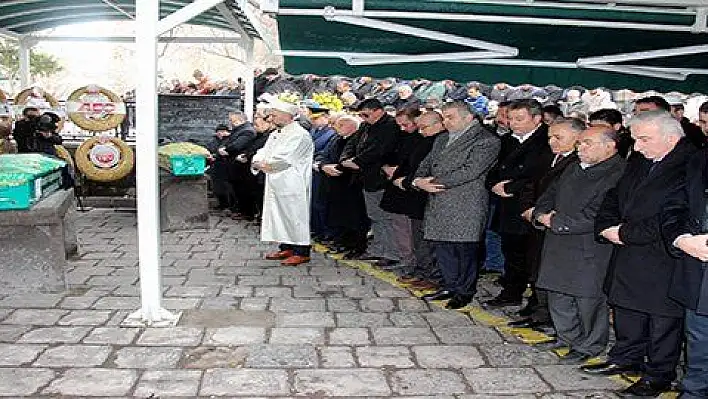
411;101;500;309
485;99;554;307
661;101;708;399
588;110;696;397
508;117;584;330
533;126;626;364
340;98;401;264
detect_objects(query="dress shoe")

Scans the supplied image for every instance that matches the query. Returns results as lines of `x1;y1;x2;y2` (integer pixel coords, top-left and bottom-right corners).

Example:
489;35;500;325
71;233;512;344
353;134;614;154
484;295;522;308
410;280;439;290
445;294;473;309
507;317;534;328
532;339;566;351
557;350;591;365
265;250;294;260
281;255;311;266
580;361;642;376
374;258;400;268
421;290;454;301
518;303;536;317
397;275;420;283
343;249;366;259
619;378;671;397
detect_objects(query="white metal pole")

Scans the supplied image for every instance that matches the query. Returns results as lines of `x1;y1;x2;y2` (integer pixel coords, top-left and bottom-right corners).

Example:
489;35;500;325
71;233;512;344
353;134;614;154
244;38;255;121
18;38;31;89
126;0;179;327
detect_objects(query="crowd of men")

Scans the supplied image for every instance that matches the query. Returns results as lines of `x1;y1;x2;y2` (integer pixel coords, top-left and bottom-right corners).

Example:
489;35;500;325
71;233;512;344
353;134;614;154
205;88;708;398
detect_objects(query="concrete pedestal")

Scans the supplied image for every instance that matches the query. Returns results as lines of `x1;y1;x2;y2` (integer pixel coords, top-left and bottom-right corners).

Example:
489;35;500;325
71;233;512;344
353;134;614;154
0;189;77;293
159;172;209;232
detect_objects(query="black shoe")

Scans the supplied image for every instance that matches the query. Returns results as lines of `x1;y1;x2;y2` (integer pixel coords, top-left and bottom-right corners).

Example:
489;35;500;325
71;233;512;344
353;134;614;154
507;317;534;328
421;290;454;301
532;339;565;351
484;295;522;308
619;378;671;397
518;304;536;317
374;259;400;268
558;350;591;365
445;294;473;309
580;362;642;376
343;249;366;259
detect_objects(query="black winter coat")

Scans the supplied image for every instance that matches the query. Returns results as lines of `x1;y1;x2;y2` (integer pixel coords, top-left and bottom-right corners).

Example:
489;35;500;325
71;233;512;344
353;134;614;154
341;113;400;192
519;152;579;280
380;132;436;220
662;149;708;315
486;124;554;235
318;135;368;231
596;139;696;317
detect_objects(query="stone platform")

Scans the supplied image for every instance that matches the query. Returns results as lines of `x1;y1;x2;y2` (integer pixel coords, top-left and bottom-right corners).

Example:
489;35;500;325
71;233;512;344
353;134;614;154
0;209;630;397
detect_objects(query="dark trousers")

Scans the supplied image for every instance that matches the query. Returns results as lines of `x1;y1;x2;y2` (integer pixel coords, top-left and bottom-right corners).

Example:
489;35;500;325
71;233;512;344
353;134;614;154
409;218;441;283
433;241;480;296
311;174;332;238
681;308;708;398
500;233;530;300
608;305;684;384
279;243;311;257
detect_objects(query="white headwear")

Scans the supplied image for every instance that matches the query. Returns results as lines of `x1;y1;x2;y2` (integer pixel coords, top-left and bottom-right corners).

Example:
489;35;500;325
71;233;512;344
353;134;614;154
264;99;299;116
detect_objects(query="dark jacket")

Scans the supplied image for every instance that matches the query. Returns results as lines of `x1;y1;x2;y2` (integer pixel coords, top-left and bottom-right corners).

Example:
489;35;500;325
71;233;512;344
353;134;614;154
661;149;708;315
681;117;707;149
341;113;400;192
596;139;696;316
31;133;62;156
519;151;579;280
318;134;368;231
380;131;436;219
13;118;37;153
534;155;626;297
486;124;554;235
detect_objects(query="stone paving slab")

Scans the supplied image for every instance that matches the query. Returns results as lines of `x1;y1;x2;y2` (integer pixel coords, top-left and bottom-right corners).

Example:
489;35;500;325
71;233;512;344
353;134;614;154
0;210;637;397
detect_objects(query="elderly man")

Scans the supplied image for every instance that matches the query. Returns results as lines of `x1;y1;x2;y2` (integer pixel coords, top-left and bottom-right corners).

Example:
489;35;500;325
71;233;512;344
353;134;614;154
318;115;369;258
661;101;708;399
588;110;696;397
412;101;500;309
254;100;314;266
533;126;625;364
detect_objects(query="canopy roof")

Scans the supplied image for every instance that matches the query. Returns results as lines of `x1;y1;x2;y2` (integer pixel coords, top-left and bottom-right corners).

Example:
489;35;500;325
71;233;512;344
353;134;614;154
0;0;260;38
277;0;708;92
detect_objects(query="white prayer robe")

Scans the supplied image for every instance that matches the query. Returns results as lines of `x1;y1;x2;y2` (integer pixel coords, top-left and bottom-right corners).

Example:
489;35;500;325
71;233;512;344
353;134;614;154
252;121;314;245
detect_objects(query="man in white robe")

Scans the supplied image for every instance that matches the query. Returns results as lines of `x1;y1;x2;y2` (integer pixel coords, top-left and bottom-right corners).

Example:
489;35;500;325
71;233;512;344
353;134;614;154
252;100;314;266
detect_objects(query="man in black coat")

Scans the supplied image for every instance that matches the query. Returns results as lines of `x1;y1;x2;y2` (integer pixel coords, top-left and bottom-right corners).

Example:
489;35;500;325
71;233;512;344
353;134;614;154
12;106;40;153
340;98;401;264
661;101;708;399
206;124;238;212
485;99;554;307
508;117;584;329
588;110;696;397
318;115;369;258
224;112;257;219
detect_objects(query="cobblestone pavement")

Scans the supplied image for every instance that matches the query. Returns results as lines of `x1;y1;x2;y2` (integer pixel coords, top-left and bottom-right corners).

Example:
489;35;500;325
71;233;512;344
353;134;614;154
0;209;630;398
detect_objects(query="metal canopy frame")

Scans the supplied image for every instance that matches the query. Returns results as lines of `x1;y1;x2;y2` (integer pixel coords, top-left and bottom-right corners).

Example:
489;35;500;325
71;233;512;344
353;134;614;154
273;0;708;82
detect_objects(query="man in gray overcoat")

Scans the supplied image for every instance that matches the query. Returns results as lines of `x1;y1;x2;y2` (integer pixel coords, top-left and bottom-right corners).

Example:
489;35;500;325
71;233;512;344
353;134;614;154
411;101;501;309
533;126;625;364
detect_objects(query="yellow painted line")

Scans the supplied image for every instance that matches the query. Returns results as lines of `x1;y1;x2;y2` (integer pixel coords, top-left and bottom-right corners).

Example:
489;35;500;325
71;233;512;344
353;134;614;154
313;244;680;397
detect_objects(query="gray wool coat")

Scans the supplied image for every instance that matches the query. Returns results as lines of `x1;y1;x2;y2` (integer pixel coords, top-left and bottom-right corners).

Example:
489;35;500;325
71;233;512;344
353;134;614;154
414;121;500;242
533;154;626;298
